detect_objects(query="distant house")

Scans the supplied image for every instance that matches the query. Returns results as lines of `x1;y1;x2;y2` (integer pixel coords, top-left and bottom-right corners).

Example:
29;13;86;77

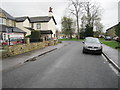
106;24;119;38
0;8;26;45
15;15;57;40
15;7;57;41
29;16;57;40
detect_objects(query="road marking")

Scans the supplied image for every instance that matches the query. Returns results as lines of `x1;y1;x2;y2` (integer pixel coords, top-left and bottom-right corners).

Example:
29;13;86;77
102;54;119;76
108;63;118;75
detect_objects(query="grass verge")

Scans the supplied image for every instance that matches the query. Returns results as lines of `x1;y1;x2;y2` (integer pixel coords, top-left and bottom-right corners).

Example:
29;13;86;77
99;38;120;51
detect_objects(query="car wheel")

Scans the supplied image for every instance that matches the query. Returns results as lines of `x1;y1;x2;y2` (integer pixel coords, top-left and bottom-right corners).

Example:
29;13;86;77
98;50;102;55
98;52;102;55
82;48;86;54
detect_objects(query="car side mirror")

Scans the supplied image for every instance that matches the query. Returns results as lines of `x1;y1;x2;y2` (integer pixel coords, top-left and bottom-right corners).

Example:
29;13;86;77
82;41;84;44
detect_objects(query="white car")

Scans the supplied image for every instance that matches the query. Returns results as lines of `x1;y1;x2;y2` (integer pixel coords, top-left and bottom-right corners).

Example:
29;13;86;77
82;37;103;54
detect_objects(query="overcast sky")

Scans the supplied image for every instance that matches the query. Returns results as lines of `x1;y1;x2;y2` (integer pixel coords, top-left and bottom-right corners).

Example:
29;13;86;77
1;0;119;32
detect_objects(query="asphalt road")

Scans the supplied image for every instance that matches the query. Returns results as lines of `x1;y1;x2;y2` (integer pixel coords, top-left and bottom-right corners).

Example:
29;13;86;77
2;41;118;88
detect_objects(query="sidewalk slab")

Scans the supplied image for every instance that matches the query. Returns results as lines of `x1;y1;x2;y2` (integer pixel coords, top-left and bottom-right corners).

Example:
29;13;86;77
103;44;119;67
1;42;68;71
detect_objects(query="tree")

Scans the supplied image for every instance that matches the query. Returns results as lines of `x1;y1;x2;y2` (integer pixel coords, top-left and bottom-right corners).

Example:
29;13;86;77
84;24;94;37
94;20;103;37
61;16;75;39
68;0;83;39
82;0;102;37
80;15;87;38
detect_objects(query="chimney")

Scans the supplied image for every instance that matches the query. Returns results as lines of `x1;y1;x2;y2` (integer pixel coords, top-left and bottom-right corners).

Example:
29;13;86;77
49;7;53;16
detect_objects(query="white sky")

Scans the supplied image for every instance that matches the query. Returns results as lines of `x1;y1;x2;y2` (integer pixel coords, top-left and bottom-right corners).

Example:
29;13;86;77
1;0;119;32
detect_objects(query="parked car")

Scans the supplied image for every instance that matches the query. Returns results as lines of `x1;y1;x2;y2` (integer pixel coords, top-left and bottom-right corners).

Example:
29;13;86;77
113;36;118;41
105;36;112;40
82;37;102;54
116;37;120;42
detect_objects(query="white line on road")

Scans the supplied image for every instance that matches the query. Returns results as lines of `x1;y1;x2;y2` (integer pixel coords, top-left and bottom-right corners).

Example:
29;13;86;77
102;54;119;76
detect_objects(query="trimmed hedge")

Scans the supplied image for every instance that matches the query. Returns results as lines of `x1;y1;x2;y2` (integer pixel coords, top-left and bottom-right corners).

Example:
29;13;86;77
30;31;41;42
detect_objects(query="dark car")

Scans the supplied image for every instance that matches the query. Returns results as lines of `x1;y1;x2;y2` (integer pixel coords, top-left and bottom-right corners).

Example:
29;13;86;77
82;37;102;54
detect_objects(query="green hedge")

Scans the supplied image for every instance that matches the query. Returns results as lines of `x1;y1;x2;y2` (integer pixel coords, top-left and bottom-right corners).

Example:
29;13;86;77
31;31;41;39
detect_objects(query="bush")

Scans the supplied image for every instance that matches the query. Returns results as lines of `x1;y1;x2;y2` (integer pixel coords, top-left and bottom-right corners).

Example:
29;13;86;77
30;31;41;42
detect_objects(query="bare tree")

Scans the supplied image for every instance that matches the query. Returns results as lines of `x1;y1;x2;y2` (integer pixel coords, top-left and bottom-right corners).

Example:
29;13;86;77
94;20;103;33
80;0;102;37
94;20;103;37
67;0;102;37
68;0;83;39
83;0;102;27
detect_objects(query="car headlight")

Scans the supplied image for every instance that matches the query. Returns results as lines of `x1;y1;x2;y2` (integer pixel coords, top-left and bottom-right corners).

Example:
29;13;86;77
97;46;102;49
84;44;88;49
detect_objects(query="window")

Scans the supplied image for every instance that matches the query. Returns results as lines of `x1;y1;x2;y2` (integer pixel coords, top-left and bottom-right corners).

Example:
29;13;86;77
2;18;6;25
36;23;41;29
0;18;6;25
0;18;2;24
9;20;12;26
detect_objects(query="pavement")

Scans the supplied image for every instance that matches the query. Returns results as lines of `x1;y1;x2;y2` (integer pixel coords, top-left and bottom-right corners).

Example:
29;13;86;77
102;44;120;71
1;41;68;71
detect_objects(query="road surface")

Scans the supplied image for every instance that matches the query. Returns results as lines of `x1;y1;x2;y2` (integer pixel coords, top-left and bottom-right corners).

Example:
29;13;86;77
2;41;118;88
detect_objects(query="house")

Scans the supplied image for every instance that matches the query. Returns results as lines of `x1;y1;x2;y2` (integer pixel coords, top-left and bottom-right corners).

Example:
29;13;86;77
15;16;32;36
15;7;57;41
29;16;57;40
106;23;119;38
0;8;26;45
0;7;57;43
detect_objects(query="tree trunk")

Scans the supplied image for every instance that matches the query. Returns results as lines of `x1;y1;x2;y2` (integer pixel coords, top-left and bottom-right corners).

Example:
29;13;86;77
70;34;72;39
76;15;80;39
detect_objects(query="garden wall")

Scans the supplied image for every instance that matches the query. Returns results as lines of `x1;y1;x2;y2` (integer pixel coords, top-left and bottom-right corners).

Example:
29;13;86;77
2;40;58;58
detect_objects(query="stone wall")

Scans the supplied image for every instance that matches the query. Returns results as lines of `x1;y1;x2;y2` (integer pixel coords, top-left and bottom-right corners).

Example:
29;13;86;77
2;40;58;58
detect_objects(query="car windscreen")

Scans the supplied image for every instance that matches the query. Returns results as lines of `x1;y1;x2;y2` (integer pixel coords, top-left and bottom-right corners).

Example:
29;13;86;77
85;38;100;44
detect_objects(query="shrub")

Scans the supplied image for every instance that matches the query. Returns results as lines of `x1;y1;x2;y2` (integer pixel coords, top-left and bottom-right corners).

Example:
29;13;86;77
30;31;41;42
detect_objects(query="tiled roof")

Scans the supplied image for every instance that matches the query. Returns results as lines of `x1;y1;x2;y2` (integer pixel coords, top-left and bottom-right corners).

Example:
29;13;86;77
0;8;14;20
30;16;51;23
0;8;57;25
15;16;29;22
0;25;26;33
30;16;57;25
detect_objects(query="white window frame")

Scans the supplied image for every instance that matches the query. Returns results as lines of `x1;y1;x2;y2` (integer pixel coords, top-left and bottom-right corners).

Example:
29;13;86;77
36;23;41;29
0;18;6;25
2;18;6;25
